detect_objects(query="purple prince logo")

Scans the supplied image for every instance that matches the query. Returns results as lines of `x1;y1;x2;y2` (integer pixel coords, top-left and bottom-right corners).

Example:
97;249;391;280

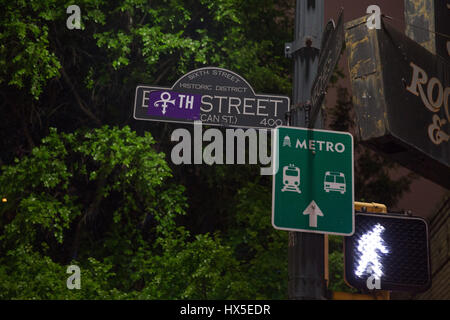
148;90;201;120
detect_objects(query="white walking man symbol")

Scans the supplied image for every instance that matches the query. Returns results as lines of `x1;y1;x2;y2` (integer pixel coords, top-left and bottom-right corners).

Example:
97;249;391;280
355;223;389;281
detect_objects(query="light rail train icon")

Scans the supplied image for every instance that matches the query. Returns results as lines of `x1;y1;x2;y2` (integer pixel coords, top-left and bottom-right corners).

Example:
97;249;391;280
281;164;301;194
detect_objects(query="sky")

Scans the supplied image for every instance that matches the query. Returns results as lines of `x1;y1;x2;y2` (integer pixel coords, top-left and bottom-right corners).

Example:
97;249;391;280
323;0;448;218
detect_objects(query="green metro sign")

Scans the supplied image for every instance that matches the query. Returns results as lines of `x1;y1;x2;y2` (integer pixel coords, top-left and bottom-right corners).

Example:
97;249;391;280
272;126;354;235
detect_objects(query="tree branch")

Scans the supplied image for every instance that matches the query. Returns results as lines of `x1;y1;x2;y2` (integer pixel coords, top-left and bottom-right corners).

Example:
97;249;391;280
70;167;111;260
60;67;102;126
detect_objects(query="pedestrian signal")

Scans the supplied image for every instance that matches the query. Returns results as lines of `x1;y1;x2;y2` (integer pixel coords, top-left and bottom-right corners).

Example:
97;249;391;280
344;212;431;292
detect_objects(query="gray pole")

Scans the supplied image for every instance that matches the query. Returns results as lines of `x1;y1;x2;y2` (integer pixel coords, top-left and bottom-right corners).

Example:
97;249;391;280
286;0;326;300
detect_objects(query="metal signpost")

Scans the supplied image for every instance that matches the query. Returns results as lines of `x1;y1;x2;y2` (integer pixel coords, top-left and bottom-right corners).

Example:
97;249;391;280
272;126;354;235
134;66;290;129
283;1;352;300
284;0;326;301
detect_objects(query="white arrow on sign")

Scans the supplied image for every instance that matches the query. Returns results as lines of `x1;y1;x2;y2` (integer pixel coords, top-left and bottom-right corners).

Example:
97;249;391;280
303;200;324;228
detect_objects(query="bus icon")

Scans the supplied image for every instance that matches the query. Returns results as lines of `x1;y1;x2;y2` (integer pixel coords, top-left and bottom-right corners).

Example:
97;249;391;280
324;171;346;194
281;164;301;194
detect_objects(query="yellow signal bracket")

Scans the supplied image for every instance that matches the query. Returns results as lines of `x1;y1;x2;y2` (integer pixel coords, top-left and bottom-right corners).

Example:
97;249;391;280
1;198;7;203
332;291;390;300
354;201;387;213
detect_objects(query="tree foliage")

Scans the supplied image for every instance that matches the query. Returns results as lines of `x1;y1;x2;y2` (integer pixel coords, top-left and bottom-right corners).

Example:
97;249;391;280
0;126;257;299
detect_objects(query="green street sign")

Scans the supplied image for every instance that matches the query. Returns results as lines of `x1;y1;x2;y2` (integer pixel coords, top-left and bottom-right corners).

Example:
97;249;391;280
271;126;354;235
